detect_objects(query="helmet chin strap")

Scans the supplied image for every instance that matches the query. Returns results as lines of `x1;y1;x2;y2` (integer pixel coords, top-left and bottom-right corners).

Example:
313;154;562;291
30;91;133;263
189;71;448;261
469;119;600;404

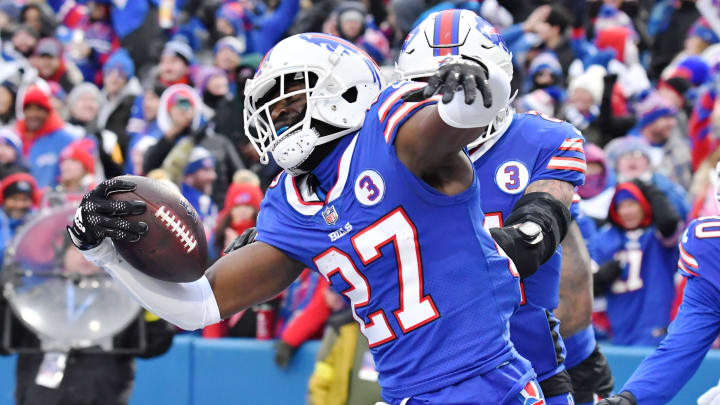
272;115;361;176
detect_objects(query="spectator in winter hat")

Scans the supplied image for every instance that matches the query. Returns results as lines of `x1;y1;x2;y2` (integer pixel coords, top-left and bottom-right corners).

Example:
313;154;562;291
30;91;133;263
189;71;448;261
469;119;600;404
516;88;561;117
0;169;38;264
48;81;67;121
526;51;563;91
143;84;204;175
212;182;263;256
0;80;17;126
182;146;218;229
128;135;158;176
214;2;248;43
605;135;690;218
214;36;245;75
158;40;194;87
67;83;102;133
15;83;75;188
8;24;38;60
0;127;25;176
98;48;141;157
605;135;654;183
593;2;638;41
561;65;605;144
58;139;96;193
687;17;720;56
579;143;614;200
323;2;389;64
577;142;617;221
30;38;81;93
194;66;229;108
633;90;691;190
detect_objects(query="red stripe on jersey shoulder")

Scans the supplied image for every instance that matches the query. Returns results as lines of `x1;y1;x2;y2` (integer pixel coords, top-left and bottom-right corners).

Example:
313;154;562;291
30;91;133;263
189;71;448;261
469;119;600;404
384;97;440;143
678;259;699;277
378;82;426;123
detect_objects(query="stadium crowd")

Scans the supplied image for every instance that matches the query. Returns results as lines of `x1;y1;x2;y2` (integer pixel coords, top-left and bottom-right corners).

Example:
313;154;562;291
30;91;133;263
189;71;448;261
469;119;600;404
0;0;718;403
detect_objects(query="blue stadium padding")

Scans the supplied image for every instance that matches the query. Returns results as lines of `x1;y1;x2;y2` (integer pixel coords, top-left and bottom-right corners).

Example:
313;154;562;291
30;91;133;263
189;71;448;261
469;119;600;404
601;344;720;405
129;334;193;405
191;338;319;405
0;355;15;403
0;340;717;405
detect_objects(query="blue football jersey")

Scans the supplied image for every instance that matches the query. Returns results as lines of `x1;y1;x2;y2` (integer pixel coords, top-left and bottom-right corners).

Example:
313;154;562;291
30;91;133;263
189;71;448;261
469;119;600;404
256;82;532;400
678;217;720;291
469;112;585;381
589;225;678;346
620;217;720;404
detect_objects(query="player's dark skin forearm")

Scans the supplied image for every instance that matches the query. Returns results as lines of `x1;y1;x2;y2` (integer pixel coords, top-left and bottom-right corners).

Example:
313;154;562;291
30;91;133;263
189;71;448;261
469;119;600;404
555;222;593;336
524;179;574;207
206;241;303;318
396;105;484;195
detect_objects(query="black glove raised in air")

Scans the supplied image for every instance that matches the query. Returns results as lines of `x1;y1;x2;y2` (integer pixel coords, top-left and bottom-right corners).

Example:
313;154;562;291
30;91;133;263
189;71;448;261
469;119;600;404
402;56;492;106
66;179;148;250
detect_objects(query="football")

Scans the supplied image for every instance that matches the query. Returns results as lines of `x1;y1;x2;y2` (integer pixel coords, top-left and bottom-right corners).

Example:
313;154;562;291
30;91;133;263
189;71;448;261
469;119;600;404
109;175;208;282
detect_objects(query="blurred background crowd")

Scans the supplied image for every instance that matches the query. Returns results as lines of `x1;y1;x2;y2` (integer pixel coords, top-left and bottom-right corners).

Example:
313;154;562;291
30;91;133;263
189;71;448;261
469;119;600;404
0;0;716;404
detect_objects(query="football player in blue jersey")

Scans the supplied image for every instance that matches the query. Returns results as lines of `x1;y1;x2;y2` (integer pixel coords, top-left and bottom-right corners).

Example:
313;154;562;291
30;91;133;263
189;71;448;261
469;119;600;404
65;30;571;404
395;9;591;405
597;166;720;405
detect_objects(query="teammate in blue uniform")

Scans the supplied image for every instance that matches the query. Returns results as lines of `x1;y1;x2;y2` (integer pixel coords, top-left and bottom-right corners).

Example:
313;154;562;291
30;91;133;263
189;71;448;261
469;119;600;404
590;181;681;346
395;10;585;405
598;212;720;404
66;30;572;404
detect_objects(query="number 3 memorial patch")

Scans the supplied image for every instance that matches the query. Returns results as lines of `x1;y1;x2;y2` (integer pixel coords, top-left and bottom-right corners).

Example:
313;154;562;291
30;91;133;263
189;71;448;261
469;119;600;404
355;169;386;206
495;161;529;194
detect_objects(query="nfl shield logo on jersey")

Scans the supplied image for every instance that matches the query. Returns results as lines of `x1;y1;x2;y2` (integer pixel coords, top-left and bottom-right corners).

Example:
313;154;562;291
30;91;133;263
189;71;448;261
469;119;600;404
518;381;545;405
323;205;339;225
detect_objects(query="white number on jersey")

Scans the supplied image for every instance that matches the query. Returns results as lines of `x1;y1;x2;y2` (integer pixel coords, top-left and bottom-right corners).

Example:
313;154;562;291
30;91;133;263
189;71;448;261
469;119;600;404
611;249;644;294
313;207;439;347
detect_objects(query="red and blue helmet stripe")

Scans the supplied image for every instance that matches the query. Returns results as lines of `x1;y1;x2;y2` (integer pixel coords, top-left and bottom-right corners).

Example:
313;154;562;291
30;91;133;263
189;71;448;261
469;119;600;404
432;9;462;56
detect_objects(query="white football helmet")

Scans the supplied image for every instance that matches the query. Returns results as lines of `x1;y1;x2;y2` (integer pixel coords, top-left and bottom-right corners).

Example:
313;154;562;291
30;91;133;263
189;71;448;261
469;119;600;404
395;9;514;145
244;33;385;175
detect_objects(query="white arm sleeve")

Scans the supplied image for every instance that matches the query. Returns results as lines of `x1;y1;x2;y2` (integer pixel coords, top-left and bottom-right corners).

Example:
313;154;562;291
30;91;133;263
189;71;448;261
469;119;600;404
81;239;221;330
437;60;511;129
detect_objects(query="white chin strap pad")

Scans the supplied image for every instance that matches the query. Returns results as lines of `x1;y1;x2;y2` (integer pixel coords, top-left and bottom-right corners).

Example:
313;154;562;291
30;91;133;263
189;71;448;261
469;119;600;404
437;61;511;129
81;239;221;331
271;127;319;171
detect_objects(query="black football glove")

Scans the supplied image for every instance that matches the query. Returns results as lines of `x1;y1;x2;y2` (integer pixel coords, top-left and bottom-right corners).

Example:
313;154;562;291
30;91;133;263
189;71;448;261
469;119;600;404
66;179;148;250
274;340;297;368
402;56;492;106
597;391;636;405
223;227;258;254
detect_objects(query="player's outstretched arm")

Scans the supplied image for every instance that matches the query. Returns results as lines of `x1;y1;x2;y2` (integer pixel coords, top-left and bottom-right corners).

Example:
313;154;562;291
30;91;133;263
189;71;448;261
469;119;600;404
598;275;720;405
555;221;593;337
68;180;303;330
207;241;303;318
395;57;510;174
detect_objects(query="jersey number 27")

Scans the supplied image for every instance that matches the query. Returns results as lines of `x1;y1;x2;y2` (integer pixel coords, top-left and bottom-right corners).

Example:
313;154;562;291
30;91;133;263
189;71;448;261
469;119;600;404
313;208;439;347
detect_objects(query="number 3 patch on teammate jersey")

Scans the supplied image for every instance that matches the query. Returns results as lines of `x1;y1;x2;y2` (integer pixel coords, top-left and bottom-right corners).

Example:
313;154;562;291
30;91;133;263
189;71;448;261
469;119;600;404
495;161;529;195
355;169;386;206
